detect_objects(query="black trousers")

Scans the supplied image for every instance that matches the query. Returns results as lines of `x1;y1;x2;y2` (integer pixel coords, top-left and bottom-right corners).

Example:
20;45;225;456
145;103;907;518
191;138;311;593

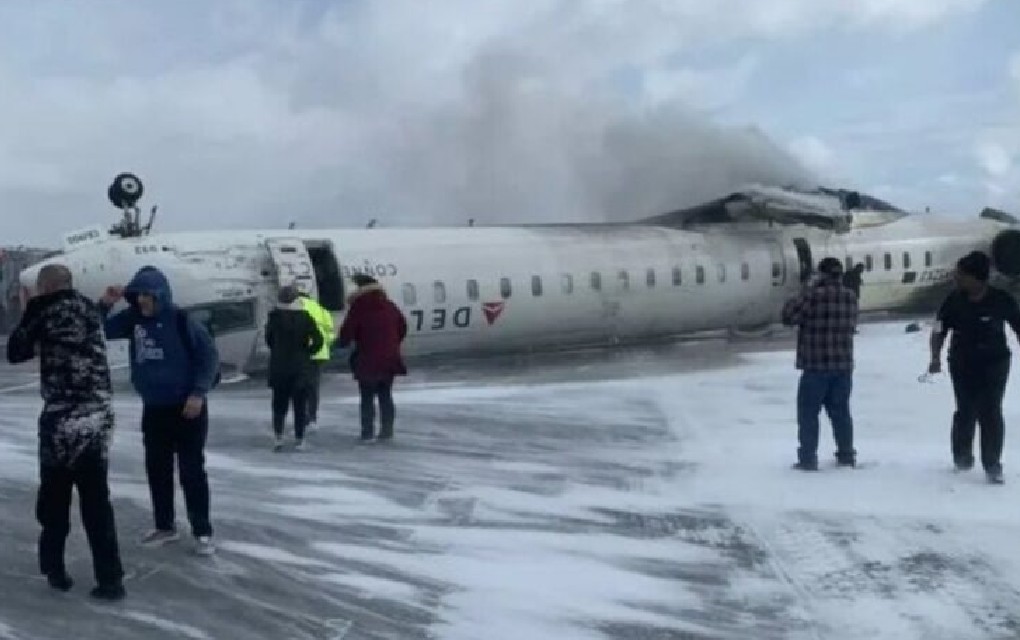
949;358;1009;472
307;362;323;423
359;379;395;439
141;403;213;537
37;455;124;586
272;378;311;440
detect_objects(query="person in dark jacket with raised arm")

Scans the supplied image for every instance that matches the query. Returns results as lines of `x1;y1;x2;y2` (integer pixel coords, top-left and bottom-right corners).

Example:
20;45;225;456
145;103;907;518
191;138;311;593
7;264;125;600
266;286;323;451
338;274;408;442
98;266;220;556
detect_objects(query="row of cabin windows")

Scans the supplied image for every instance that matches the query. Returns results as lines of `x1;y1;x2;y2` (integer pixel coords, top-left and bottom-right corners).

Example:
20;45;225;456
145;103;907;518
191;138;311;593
401;250;936;306
849;250;933;273
401;263;753;305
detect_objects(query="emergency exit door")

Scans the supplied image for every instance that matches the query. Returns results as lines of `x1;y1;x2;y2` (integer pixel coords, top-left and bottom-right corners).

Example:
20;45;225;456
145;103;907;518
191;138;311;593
767;239;786;287
266;238;319;298
793;237;813;283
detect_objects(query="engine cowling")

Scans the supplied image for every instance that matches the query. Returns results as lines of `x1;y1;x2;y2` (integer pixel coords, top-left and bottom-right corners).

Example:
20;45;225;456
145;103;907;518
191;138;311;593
991;229;1020;277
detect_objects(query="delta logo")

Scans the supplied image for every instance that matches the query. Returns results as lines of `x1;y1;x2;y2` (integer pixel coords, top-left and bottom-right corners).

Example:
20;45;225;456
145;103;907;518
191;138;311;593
482;301;505;325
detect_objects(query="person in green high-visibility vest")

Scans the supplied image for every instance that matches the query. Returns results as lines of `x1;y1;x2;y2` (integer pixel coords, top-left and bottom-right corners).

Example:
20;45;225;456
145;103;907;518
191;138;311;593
298;291;335;431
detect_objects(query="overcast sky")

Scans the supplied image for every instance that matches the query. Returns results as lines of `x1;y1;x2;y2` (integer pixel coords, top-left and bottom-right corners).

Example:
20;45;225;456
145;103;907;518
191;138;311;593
1;0;1018;245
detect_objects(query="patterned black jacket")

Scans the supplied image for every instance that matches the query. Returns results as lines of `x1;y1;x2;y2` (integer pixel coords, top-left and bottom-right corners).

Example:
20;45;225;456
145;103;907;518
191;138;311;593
7;289;115;469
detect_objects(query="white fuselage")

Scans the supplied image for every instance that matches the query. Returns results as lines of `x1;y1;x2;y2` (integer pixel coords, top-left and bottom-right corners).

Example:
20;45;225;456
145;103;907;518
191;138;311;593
19;213;1006;374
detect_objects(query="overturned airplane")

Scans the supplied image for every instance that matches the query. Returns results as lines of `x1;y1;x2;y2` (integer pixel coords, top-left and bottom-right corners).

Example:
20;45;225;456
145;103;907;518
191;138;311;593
17;174;1020;374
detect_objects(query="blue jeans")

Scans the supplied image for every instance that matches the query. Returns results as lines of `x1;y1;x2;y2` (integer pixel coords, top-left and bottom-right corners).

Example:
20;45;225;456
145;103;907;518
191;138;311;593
797;370;855;464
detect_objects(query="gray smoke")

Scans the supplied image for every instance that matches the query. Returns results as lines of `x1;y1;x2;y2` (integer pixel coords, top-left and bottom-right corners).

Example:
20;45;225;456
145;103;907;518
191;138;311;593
299;47;815;228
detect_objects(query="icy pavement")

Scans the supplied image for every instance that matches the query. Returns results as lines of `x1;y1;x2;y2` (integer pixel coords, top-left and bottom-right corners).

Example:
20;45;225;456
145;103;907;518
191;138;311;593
2;323;1020;639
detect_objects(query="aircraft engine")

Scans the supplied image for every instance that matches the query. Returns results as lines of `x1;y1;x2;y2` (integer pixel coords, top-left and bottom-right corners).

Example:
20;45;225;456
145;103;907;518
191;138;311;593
991;228;1020;277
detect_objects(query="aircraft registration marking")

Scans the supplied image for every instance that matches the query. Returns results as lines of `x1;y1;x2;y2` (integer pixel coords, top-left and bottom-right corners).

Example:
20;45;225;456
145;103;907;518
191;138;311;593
918;268;951;284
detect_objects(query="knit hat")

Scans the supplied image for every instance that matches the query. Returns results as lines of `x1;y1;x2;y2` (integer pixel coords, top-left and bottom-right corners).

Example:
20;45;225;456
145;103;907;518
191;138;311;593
957;251;990;281
817;257;843;277
278;285;300;304
351;274;378;287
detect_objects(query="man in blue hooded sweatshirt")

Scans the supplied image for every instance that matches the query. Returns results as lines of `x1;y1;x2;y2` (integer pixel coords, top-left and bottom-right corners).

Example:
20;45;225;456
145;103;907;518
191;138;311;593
99;266;220;556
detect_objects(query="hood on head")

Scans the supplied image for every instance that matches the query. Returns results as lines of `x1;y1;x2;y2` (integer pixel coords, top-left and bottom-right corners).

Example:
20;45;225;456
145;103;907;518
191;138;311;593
124;266;173;313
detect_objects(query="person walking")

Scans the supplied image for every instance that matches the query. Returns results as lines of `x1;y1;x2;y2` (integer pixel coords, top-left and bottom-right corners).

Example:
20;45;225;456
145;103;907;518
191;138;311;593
266;286;323;451
782;257;860;470
7;264;126;600
99;266;220;555
338;275;408;442
298;291;334;431
929;250;1020;484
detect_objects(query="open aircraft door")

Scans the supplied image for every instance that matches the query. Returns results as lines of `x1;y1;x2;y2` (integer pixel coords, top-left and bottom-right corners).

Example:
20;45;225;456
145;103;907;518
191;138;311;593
265;238;319;298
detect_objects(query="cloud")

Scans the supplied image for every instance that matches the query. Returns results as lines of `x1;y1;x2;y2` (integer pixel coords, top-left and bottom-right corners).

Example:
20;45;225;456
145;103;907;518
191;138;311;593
976;142;1014;177
0;0;998;243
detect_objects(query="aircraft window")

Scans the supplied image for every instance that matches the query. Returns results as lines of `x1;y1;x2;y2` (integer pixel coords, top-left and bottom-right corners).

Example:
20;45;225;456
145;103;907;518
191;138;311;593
865;255;874;271
618;270;630;291
402;283;417;306
561;274;574;294
646;268;656;288
696;266;705;285
500;278;512;299
467;279;479;301
903;252;911;269
590;272;602;291
925;251;933;267
741;263;750;281
182;299;256;337
672;267;682;286
532;275;543;297
717;264;726;283
772;262;782;279
433;281;446;304
884;253;892;270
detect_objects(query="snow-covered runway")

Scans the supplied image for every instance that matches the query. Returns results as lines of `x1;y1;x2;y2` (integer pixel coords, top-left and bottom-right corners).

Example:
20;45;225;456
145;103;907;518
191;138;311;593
1;322;1019;639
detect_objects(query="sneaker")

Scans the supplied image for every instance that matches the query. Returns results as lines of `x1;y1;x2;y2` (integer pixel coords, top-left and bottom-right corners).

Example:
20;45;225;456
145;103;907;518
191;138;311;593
987;468;1005;485
307;421;318;433
194;536;216;556
273;435;285;452
294;439;306;452
792;461;818;471
46;572;74;592
140;529;180;547
90;583;126;601
357;436;376;445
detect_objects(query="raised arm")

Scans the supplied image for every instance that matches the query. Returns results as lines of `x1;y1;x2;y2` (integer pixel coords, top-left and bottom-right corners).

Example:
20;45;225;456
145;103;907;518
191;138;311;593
6;296;43;364
781;288;813;327
97;287;135;340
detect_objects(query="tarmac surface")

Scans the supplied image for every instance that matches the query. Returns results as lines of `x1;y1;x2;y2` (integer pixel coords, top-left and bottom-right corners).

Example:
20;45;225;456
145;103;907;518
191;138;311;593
1;328;1019;640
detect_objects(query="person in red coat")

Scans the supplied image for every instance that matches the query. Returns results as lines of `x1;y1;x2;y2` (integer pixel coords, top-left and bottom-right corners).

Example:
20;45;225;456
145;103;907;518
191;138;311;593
338;275;408;441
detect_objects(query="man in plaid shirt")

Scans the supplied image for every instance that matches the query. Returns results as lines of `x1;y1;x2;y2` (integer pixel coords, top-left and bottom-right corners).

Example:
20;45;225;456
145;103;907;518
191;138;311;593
782;256;859;470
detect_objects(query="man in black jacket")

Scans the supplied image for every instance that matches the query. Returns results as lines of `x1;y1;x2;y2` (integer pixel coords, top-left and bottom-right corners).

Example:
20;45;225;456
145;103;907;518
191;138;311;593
6;264;125;600
265;286;323;451
929;251;1020;484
